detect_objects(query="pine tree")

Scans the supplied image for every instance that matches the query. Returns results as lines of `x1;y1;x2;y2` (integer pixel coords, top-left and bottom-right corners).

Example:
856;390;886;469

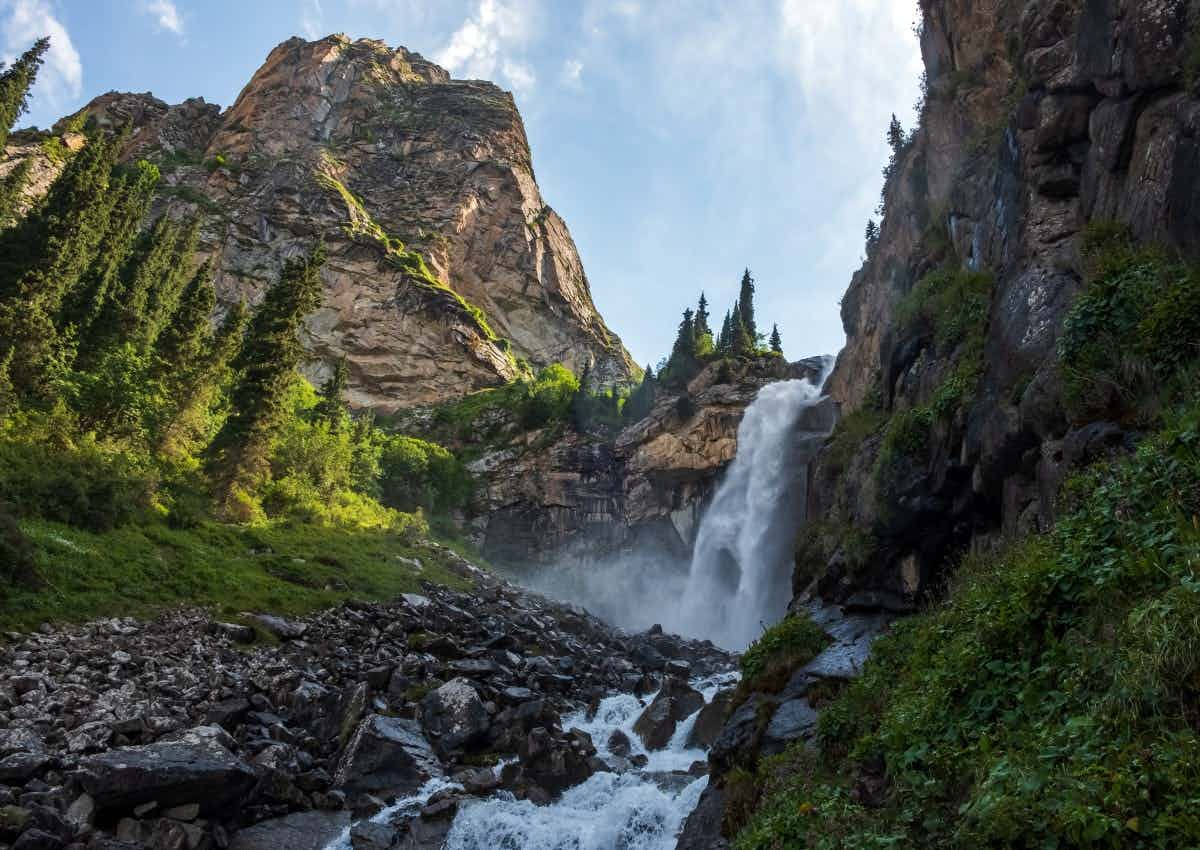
671;308;696;362
91;215;179;353
737;269;757;343
717;310;732;353
141;218;200;349
770;323;783;354
0;159;31;228
732;316;754;356
0;38;49;153
206;245;326;507
887;113;905;156
62;160;159;338
865;219;879;246
623;364;657;423
695;292;711;338
315;357;350;429
155;258;216;377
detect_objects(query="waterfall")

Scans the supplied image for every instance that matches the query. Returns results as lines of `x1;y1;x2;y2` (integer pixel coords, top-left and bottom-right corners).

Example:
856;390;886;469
676;365;835;650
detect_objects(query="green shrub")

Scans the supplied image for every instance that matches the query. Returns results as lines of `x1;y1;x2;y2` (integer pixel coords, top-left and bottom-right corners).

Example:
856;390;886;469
896;265;993;352
379;435;472;514
739;613;829;695
1058;225;1200;421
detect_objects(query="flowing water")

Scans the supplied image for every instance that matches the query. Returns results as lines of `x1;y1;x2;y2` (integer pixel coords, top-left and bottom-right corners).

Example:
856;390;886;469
518;361;835;650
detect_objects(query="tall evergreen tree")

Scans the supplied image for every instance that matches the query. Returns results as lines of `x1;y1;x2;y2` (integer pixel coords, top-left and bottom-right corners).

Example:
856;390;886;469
0;38;49;152
206;245;326;507
695;292;711;338
141;218;200;349
0;159;31;229
623;364;657;423
737;268;757;343
769;323;783;354
62;160;159;338
717;310;732;353
315;357;350;429
90;215;179;353
887;113;905;156
155;258;216;377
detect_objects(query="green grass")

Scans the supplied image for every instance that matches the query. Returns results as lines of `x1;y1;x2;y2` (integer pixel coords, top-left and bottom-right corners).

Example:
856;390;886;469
737;613;830;699
0;518;474;632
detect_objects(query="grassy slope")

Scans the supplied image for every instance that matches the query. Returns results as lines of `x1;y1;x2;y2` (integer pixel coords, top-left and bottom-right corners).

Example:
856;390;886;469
1;519;474;632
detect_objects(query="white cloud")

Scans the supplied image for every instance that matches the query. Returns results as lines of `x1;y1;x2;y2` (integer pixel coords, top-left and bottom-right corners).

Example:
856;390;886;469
560;57;583;89
435;0;538;93
0;0;82;112
144;0;184;35
299;0;323;39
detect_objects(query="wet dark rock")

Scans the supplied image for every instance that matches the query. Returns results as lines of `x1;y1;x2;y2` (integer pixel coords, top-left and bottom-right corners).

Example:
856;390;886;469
203;698;251;732
502;727;598;801
686;689;733;750
334;715;440;811
607;729;632;758
760;698;819;755
0;752;53;783
228;810;350;850
675;784;729;850
76;726;256;815
632;678;705;750
349;820;393;850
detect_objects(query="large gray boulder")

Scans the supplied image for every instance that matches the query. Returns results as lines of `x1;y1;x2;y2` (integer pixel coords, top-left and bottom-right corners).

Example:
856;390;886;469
229;810;351;850
76;726;255;814
334;715;441;806
419;678;489;756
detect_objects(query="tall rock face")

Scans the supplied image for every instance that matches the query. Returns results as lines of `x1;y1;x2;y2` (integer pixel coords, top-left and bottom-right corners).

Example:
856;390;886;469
803;0;1200;607
35;35;636;410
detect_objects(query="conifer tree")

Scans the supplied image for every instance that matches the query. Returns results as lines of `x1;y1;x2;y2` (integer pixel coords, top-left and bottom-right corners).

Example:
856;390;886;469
623;364;657;423
141;218;200;349
90;215;179;353
315;357;349;429
732;316;754;356
865;219;879;246
62;160;159;337
770;323;783;354
695;292;711;338
0;38;49;152
717;310;732;353
887;114;905;156
155;258;216;377
206;245;326;507
737;268;757;343
671;308;696;362
0;159;31;228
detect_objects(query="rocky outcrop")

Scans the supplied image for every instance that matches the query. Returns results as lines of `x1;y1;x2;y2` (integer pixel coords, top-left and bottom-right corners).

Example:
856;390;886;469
462;355;826;565
804;0;1200;605
0;545;732;850
5;35;635;412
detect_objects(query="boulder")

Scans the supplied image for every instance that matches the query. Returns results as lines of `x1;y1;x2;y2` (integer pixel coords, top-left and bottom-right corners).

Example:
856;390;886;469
502;727;598;800
247;614;307;640
760;698;819;756
76;726;255;815
419;678;489;756
229;810;351;850
686;689;733;750
632;678;705;750
334;715;441;806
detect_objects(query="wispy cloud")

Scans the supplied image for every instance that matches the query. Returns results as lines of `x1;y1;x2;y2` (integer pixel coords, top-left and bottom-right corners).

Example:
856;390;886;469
299;0;323;39
560;57;583;89
144;0;183;35
435;0;538;94
0;0;82;114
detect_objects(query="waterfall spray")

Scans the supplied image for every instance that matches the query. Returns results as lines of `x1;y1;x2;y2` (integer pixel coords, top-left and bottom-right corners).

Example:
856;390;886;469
677;364;835;649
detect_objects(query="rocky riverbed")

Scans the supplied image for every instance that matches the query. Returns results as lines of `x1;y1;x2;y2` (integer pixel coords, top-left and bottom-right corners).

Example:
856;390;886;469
0;545;734;850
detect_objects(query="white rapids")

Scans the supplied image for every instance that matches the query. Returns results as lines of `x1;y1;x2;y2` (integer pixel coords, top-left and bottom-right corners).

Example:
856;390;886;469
443;672;737;850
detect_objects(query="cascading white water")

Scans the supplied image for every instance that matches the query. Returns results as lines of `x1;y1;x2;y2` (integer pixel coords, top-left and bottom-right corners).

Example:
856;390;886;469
677;366;834;650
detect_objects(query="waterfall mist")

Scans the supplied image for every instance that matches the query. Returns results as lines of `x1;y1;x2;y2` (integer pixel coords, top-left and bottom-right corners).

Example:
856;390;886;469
515;367;835;650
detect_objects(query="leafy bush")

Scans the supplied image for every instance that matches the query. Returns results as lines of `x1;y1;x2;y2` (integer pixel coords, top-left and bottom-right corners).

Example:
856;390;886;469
739;613;829;695
1058;226;1200;422
433;364;581;440
0;509;37;590
896;265;993;352
379;435;472;514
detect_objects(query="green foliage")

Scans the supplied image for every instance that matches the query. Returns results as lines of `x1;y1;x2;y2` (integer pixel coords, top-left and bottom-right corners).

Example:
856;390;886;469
433;364;581;440
0;518;472;632
379;435;473;514
0;509;37;592
207;244;327;507
1058;224;1200;422
896;265;994;352
0;158;31;228
0;37;49;152
737;402;1200;849
739;613;829;695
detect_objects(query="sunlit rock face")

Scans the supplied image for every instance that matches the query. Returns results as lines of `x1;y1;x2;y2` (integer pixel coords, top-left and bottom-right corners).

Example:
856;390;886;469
28;35;635;411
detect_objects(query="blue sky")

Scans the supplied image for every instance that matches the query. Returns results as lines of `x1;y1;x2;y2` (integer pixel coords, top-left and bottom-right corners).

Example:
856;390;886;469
1;0;924;367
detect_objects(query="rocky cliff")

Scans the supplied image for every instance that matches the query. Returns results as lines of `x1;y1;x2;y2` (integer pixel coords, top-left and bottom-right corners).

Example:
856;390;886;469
3;35;635;411
806;0;1200;606
400;355;825;567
